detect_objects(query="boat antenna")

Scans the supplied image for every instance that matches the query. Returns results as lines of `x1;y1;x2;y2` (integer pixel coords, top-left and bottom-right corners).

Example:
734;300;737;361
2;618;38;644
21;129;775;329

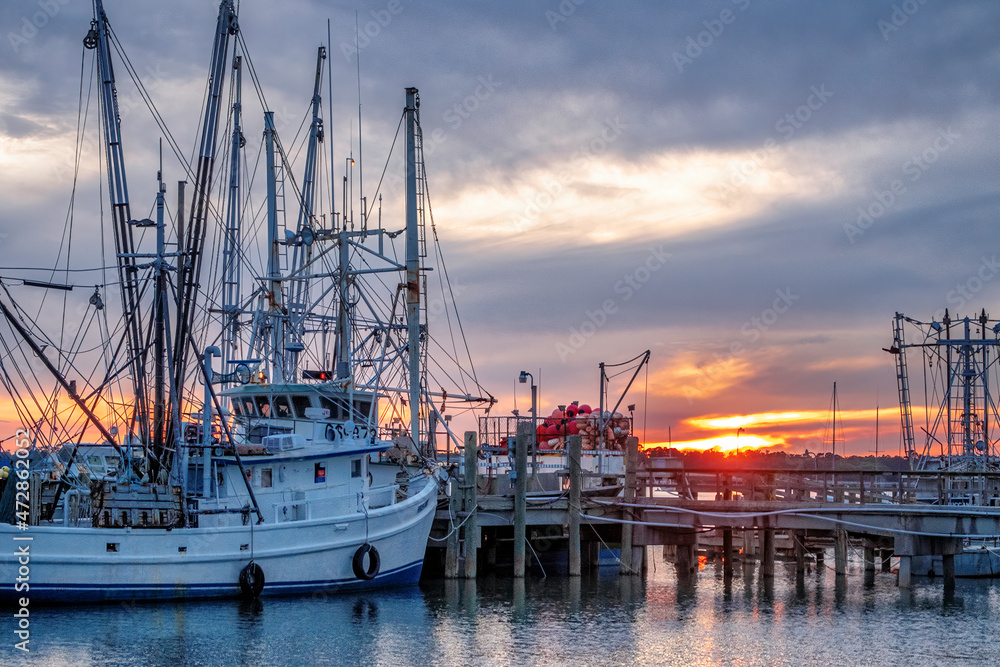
355;11;364;229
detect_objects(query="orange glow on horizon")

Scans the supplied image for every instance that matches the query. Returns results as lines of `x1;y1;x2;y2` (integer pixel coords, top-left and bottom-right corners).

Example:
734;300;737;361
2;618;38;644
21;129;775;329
645;433;779;453
686;408;899;431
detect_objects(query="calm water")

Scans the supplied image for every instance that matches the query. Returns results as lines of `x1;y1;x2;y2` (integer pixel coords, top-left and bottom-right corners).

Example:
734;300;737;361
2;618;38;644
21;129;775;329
5;548;999;666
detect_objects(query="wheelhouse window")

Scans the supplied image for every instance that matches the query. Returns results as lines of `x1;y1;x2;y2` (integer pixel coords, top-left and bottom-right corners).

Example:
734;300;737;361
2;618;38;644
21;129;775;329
236;396;256;417
292;395;312;418
261;469;273;488
352;399;372;420
319;396;343;421
273;395;293;419
254;395;272;418
351;458;362;478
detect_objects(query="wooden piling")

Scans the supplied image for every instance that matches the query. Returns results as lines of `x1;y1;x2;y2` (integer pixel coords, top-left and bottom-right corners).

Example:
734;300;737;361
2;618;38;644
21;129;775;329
722;529;733;579
445;469;460;578
743;528;756;559
761;524;775;578
864;546;876;575
943;553;956;590
898;554;912;588
794;530;807;574
514;420;530;578
568;434;582;576
620;436;638;575
834;528;848;576
463;431;479;579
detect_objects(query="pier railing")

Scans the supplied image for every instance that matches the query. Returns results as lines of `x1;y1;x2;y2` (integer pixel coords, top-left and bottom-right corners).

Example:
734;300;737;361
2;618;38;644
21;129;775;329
645;467;1000;507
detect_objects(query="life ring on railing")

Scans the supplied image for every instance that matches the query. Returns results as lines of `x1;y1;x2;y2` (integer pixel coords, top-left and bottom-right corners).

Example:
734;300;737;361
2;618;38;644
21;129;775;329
352;543;380;580
239;561;265;598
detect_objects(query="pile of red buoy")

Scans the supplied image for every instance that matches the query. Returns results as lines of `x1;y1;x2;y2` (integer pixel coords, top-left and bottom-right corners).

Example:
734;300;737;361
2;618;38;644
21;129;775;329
535;401;631;451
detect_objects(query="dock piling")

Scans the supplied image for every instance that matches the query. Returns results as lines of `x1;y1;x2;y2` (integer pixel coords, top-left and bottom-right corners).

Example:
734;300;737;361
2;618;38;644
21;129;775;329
568;434;582;576
834;528;848;576
513;421;530;578
761;523;775;578
943;553;955;590
794;530;806;574
445;469;460;578
620;436;638;575
463;431;479;579
722;529;733;579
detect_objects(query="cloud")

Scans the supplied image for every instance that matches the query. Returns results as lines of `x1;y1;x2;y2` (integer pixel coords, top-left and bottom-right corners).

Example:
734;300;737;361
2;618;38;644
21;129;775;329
0;1;998;458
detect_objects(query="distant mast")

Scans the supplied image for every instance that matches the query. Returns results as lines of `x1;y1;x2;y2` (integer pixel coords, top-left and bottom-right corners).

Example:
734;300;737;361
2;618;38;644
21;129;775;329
831;381;837;470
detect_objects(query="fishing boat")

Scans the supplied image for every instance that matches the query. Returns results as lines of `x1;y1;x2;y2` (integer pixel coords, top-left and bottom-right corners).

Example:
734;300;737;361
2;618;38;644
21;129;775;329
887;310;1000;577
0;1;493;603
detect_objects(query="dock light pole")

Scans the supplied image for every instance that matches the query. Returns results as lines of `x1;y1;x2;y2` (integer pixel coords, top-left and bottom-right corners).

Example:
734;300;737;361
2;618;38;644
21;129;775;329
737;427;744;457
519;371;537;481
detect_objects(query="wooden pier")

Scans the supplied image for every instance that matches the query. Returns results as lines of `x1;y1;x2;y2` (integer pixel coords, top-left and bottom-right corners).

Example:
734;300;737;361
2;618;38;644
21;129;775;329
430;430;1000;590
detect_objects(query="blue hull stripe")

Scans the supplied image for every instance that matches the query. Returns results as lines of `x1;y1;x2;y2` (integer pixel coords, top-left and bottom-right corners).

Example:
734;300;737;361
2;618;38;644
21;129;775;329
1;560;424;604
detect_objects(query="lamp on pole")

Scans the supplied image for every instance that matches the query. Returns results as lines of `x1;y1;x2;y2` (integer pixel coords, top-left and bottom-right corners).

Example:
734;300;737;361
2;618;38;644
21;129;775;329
518;371;537;481
737;427;745;457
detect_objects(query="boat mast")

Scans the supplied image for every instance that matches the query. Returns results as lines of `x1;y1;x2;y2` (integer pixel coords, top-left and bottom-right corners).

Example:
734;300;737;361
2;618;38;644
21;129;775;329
404;87;422;455
86;0;148;448
264;111;286;383
831;381;837;470
168;0;237;474
153;143;167;467
221;55;244;376
289;46;327;356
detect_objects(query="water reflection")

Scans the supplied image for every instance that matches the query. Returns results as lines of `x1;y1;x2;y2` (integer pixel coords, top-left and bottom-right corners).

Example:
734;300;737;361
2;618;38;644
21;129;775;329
11;550;1000;666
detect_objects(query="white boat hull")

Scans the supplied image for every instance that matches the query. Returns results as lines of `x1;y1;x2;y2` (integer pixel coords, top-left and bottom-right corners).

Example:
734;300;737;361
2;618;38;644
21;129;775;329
1;475;436;603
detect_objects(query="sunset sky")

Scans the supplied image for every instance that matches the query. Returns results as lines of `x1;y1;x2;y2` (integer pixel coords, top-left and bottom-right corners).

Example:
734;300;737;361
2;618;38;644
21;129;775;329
0;1;998;457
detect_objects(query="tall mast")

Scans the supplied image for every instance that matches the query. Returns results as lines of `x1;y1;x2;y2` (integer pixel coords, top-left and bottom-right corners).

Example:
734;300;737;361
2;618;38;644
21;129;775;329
404;88;421;454
290;46;327;352
168;0;237;474
335;231;351;378
832;381;837;470
153;143;166;466
86;0;148;446
221;54;243;374
264;111;285;383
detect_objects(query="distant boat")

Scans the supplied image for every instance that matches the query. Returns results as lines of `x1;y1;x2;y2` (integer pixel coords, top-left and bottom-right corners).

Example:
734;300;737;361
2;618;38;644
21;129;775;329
887;309;1000;577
